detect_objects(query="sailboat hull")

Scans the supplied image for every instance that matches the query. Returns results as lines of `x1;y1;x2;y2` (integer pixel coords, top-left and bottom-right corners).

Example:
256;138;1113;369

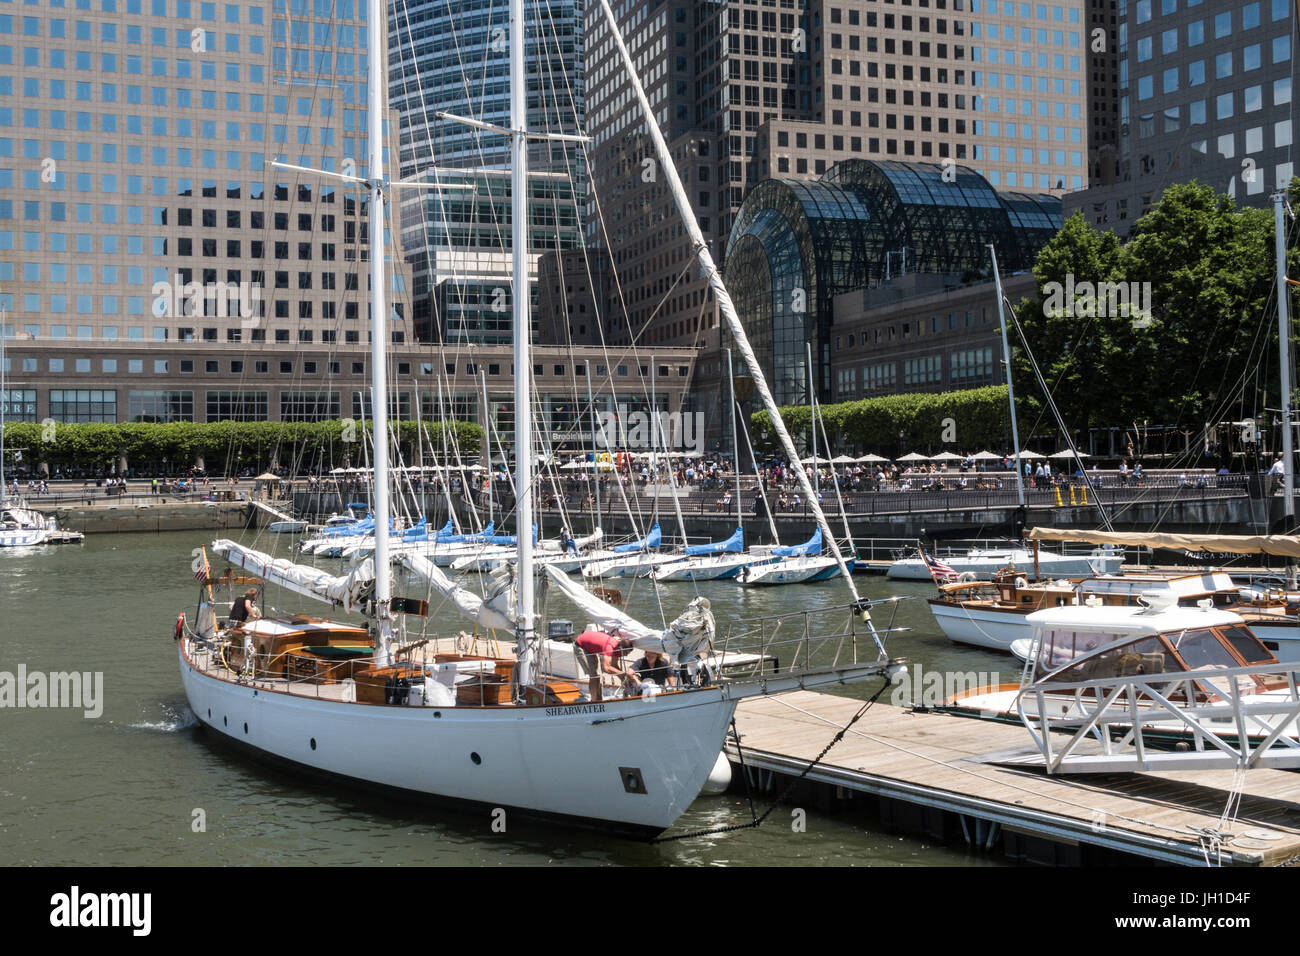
179;641;736;833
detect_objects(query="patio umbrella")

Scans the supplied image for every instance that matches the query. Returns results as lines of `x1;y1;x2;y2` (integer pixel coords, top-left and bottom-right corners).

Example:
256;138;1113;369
896;452;930;462
970;451;1002;461
1049;449;1090;459
1015;450;1046;459
856;453;891;463
831;454;857;464
929;451;964;461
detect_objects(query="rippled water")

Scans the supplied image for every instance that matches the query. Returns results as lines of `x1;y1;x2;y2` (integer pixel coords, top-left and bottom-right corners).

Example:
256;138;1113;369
0;530;1013;866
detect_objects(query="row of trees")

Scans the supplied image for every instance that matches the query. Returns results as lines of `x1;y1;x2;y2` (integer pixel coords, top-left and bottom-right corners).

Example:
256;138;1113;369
1009;181;1300;442
1;419;483;473
751;385;1014;454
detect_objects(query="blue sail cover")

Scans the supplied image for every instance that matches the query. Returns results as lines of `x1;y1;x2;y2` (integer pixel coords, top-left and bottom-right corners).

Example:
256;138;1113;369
400;517;429;540
482;524;537;546
320;516;373;537
685;526;744;556
772;527;821;557
613;522;662;553
437;521;493;544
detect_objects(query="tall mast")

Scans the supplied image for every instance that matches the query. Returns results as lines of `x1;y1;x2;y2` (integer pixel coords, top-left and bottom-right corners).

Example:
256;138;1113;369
727;348;741;532
595;0;878;645
510;0;535;690
365;0;393;663
585;359;600;530
1275;190;1294;531
806;341;819;497
989;245;1025;516
480;367;494;527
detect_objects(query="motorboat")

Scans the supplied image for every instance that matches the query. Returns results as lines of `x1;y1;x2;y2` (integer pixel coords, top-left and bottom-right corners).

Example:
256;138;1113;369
940;596;1300;771
887;543;1122;581
927;569;1246;653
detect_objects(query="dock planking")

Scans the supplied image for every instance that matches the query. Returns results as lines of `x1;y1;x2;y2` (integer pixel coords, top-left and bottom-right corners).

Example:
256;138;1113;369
728;690;1300;865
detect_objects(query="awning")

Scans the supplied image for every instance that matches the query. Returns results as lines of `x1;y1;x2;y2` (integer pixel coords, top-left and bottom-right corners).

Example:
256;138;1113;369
1026;527;1300;559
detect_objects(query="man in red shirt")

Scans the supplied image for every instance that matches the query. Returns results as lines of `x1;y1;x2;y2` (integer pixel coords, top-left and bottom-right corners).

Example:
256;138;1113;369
575;626;641;701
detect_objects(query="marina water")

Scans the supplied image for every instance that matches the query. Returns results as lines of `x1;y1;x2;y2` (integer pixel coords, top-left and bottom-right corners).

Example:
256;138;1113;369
1;530;1009;866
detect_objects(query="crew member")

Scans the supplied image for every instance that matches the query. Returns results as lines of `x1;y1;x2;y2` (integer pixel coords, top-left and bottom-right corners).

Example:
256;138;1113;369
575;625;640;701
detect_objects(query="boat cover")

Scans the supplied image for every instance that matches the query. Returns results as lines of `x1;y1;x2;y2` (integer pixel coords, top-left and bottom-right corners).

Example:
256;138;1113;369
613;522;661;553
685;526;743;556
772;527;821;557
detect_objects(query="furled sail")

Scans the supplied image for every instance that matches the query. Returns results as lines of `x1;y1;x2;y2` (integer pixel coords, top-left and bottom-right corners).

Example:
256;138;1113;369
398;551;515;631
541;565;714;662
612;522;661;553
772;527;822;557
210;539;374;610
685;526;743;556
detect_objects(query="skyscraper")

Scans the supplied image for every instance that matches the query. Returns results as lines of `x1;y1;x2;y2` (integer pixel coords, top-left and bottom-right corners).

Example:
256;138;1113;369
389;0;587;345
0;0;415;426
585;0;1092;353
1067;0;1295;233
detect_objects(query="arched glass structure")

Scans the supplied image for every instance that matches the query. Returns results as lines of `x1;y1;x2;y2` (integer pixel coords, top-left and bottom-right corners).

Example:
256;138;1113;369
724;160;1062;404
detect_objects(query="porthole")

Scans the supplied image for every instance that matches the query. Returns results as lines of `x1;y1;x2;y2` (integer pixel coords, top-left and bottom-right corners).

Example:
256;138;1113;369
223;715;227;727
243;722;248;734
310;738;316;751
433;712;442;719
207;709;211;719
470;752;482;765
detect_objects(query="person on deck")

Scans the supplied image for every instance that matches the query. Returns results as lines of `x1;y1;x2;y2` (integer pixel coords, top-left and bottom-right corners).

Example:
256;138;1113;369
575;626;640;702
634;649;678;690
228;588;261;626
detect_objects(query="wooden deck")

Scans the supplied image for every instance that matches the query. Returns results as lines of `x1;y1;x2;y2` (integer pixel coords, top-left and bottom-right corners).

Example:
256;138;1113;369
729;691;1300;866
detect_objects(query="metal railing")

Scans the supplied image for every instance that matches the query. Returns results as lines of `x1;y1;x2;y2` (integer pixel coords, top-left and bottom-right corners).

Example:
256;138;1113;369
1016;662;1300;773
708;597;910;680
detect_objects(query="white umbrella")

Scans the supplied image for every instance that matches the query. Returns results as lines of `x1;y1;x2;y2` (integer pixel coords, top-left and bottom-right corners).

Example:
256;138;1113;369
930;451;964;461
1015;450;1046;459
831;454;857;464
970;451;1002;461
856;453;891;463
897;452;931;462
1049;449;1090;459
800;456;832;465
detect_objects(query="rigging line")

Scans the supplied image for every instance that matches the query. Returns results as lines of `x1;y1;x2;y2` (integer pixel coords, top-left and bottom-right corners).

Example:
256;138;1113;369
648;677;893;844
1004;293;1114;532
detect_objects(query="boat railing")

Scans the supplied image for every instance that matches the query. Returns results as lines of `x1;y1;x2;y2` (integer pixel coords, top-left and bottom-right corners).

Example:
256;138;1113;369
1015;661;1300;773
709;597;910;679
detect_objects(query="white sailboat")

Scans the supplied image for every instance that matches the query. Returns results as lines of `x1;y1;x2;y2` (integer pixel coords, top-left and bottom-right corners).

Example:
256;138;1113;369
174;0;900;835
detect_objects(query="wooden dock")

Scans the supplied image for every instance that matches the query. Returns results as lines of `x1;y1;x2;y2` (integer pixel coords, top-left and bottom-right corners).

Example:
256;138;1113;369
728;691;1300;866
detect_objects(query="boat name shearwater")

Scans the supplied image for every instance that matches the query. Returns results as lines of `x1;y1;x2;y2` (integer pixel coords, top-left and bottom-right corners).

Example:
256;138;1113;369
543;703;606;718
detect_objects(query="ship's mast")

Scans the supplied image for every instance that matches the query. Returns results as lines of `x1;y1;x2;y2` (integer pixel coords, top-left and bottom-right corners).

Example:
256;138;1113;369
365;0;393;664
509;0;535;690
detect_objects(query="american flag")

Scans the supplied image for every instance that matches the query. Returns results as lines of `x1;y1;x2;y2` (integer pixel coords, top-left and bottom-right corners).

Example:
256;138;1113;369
195;546;210;582
920;549;958;584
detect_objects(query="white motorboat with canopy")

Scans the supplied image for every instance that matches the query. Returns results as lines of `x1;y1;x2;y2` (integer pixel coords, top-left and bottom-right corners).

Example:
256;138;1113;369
941;597;1300;773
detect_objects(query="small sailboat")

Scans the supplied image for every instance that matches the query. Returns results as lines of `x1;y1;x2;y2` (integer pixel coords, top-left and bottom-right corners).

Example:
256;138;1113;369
652;526;765;581
737;528;839;586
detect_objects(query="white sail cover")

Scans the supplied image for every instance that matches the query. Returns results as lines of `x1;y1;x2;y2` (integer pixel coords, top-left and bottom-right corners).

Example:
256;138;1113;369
210;538;374;611
541;565;714;662
398;551;516;632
